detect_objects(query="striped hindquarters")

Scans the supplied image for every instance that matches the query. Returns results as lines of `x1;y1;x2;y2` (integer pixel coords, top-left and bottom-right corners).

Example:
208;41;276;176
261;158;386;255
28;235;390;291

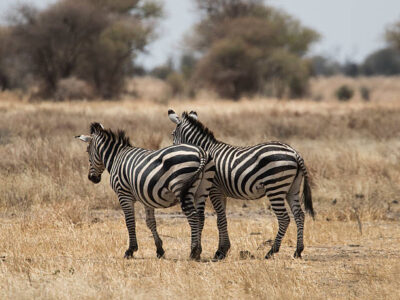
214;142;299;199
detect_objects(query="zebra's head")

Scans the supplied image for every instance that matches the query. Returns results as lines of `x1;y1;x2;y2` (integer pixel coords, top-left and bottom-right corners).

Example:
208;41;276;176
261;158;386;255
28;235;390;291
75;122;106;184
168;109;198;144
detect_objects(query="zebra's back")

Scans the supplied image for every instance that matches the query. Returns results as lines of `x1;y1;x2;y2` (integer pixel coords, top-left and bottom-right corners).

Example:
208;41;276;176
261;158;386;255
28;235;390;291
113;144;208;208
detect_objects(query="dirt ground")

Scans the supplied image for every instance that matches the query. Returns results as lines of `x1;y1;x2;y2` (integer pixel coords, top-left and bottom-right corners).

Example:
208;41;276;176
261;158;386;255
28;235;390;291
1;205;399;299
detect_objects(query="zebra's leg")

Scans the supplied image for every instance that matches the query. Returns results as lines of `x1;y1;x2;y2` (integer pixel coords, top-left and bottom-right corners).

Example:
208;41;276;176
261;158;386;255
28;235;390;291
178;187;202;260
118;192;138;259
195;198;205;246
265;194;290;259
286;172;305;258
194;159;215;246
145;207;165;258
210;188;230;260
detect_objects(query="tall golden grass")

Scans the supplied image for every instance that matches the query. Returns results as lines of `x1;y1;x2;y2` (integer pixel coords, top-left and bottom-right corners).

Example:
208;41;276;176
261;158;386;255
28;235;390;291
1;78;400;299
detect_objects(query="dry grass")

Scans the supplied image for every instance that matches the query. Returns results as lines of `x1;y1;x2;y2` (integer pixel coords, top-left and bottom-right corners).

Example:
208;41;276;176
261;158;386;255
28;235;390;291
310;75;400;102
1;211;399;299
1;82;400;299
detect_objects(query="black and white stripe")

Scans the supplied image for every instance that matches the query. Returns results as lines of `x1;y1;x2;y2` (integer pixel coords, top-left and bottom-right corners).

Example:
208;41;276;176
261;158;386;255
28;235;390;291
76;122;215;260
168;110;314;260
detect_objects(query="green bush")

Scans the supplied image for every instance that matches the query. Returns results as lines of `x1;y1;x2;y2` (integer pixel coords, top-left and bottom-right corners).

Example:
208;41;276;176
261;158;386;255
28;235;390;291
335;85;354;101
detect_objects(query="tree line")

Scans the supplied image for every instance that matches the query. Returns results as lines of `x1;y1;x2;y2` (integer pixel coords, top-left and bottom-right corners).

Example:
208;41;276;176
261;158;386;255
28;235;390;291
1;0;400;100
0;0;162;99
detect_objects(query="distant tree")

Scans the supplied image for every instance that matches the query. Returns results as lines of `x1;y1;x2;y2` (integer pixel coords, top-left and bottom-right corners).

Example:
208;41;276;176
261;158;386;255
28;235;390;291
341;61;359;77
386;20;400;51
361;47;400;76
9;0;162;99
79;0;162;98
0;27;11;90
189;0;319;99
166;72;185;96
180;53;197;79
11;2;106;96
310;55;341;76
150;58;175;80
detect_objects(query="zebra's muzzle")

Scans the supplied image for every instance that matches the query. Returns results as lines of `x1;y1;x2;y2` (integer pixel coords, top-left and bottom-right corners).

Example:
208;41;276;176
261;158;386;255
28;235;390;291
88;174;101;184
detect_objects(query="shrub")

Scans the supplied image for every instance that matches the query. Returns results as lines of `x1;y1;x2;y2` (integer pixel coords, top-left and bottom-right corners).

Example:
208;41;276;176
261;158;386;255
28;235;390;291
180;53;197;79
166;72;185;97
54;77;94;101
342;61;359;77
263;50;311;99
335;85;354;101
310;55;341;76
193;38;259;100
150;59;175;80
129;76;172;103
360;86;370;101
361;47;400;76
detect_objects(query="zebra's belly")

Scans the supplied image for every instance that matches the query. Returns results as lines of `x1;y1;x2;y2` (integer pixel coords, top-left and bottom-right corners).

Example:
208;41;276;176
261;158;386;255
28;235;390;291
137;188;180;209
223;189;266;200
217;183;267;200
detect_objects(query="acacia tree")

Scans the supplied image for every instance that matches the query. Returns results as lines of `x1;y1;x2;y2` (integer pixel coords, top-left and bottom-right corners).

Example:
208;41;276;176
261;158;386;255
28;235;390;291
10;0;162;99
189;0;319;99
386;20;400;50
80;0;161;98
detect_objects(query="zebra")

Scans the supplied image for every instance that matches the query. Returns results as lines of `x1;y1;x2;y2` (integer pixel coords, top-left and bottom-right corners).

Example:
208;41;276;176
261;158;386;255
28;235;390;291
75;122;215;260
168;110;314;260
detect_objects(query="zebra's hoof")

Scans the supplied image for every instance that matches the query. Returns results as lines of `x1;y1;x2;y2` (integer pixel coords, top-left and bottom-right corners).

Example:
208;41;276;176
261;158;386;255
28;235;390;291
293;250;302;259
124;249;134;259
190;247;201;261
157;249;165;259
265;249;275;259
213;250;226;261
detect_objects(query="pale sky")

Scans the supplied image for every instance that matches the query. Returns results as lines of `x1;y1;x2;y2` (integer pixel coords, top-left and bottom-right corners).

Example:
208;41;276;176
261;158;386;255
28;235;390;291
1;0;400;68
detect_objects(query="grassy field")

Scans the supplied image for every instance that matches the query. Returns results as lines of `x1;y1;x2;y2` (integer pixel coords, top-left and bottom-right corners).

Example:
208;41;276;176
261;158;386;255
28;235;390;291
1;89;400;299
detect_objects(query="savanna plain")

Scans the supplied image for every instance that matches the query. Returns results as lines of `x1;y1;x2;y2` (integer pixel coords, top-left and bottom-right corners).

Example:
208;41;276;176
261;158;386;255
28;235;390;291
1;78;400;299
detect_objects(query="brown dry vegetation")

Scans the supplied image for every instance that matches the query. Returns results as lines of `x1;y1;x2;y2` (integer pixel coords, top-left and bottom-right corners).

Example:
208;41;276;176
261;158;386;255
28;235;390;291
310;75;400;102
1;79;400;299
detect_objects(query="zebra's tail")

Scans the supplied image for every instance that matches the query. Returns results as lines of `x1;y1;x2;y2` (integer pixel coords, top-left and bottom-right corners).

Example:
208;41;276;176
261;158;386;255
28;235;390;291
179;151;208;203
296;153;315;219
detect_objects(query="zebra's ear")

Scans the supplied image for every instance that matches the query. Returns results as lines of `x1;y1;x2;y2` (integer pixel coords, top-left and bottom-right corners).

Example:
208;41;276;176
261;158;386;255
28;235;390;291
188;111;198;120
168;109;181;124
75;135;92;143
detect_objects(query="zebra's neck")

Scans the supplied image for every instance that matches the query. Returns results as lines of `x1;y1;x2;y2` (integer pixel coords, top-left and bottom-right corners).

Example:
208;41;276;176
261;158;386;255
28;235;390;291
97;135;129;173
184;130;226;157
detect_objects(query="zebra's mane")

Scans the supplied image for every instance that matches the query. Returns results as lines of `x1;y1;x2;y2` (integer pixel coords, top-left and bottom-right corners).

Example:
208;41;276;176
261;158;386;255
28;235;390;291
90;122;132;147
107;129;132;147
182;112;215;140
